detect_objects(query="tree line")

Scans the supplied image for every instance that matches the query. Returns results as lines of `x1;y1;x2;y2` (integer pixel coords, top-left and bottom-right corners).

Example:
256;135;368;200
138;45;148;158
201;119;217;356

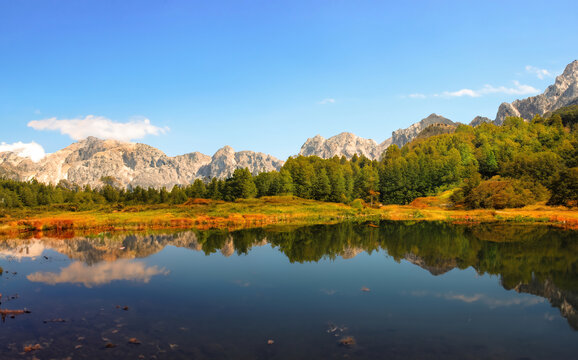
1;106;577;210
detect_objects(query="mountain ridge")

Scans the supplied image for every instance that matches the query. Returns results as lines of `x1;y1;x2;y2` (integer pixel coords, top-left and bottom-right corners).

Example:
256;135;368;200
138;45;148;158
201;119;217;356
0;137;283;189
298;113;455;160
493;60;578;125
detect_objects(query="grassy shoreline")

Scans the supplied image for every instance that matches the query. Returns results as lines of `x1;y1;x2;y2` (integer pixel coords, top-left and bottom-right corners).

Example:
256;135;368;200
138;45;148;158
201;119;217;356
1;196;577;238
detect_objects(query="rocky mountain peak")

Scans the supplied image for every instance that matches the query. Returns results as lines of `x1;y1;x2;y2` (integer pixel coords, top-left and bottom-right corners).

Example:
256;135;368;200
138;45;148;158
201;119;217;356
198;146;284;179
423;113;448;122
495;60;578;124
299;132;381;159
0;139;283;188
297;114;455;160
561;59;578;77
213;145;236;158
470;116;492;127
84;136;103;143
334;132;357;138
425;113;454;125
390;114;454;148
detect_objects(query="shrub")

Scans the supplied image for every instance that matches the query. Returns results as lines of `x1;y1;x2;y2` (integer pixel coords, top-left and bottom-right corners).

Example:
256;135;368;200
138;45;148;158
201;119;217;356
548;167;578;207
464;176;549;209
350;199;364;209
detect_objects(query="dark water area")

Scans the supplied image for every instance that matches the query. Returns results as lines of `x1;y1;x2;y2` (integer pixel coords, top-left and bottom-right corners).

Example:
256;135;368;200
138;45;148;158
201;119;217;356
0;221;577;359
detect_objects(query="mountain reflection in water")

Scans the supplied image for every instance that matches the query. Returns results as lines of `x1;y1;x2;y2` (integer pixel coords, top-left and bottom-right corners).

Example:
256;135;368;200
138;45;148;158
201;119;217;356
0;221;577;359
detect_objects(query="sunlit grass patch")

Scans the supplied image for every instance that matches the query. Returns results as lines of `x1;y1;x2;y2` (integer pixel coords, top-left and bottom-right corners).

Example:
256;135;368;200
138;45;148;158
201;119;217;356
1;195;577;238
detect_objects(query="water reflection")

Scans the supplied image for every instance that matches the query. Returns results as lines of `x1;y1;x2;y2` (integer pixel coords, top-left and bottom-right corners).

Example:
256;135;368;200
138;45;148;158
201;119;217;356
1;221;577;330
410;290;546;308
27;260;169;287
0;240;47;260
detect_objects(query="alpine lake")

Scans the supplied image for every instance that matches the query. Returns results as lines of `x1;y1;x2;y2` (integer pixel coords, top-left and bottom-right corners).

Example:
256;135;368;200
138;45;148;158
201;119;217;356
1;221;577;359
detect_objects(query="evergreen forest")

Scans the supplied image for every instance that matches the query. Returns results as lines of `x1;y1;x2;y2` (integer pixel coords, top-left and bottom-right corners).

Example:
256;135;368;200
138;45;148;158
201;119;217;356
1;106;577;210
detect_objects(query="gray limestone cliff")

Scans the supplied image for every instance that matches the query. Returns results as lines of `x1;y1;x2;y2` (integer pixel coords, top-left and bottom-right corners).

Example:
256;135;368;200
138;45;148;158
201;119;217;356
390;114;455;148
298;114;454;160
0;137;283;188
494;60;578;124
197;145;284;179
298;132;386;160
469;116;493;127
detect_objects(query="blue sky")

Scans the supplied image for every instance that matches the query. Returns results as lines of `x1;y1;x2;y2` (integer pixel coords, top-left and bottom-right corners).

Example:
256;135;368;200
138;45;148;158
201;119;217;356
1;0;577;161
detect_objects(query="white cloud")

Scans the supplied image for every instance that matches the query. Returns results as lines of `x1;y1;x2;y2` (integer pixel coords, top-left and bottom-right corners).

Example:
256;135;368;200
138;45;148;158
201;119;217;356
478;81;541;96
442;81;540;98
27;115;169;142
0;141;46;162
411;81;540;99
441;88;481;98
525;65;553;80
318;98;336;105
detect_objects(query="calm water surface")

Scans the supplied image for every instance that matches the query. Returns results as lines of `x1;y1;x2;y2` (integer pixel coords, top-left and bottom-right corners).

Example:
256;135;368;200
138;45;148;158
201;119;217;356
0;222;577;359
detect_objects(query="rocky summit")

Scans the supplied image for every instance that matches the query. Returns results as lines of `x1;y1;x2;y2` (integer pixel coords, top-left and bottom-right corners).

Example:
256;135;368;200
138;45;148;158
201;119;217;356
494;60;578;125
298;132;386;160
298;114;455;160
469;116;493;127
0;137;283;188
390;114;455;148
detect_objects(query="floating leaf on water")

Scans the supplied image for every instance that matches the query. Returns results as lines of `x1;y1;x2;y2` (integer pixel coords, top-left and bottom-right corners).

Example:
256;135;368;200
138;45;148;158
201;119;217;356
128;338;141;345
104;343;117;349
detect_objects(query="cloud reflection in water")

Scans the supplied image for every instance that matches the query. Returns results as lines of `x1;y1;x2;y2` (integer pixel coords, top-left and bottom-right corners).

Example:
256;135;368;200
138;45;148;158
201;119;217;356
409;290;545;308
27;259;169;287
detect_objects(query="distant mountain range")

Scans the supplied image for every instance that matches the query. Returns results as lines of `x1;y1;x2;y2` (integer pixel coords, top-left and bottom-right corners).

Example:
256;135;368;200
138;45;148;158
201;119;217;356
0;137;282;188
299;113;455;160
301;60;578;159
1;60;577;188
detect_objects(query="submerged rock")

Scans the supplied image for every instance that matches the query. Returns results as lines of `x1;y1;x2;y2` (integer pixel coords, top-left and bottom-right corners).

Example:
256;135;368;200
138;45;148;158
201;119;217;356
338;336;356;346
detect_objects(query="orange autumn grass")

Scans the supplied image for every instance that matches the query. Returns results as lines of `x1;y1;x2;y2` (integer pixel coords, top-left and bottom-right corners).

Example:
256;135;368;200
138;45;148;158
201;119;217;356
0;195;577;238
0;196;378;238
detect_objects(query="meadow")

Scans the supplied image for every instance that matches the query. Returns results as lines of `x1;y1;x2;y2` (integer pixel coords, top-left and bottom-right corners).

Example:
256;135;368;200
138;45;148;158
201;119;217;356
1;195;576;238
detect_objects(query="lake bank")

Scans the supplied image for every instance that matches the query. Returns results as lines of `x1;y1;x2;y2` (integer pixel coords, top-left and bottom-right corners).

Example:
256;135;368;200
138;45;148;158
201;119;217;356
1;196;577;238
